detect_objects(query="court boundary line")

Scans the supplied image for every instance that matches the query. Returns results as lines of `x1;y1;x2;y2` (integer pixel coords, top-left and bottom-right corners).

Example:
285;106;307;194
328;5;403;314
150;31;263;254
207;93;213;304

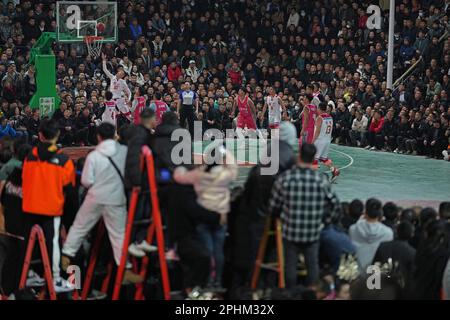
323;147;355;173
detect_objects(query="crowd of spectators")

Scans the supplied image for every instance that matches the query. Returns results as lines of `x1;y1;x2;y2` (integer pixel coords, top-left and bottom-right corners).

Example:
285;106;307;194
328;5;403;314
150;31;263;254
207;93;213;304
0;0;448;158
0;0;449;300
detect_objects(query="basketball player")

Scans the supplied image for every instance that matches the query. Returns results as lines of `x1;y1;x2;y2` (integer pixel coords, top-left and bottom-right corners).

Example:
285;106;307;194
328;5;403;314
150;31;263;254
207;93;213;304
101;91;119;126
130;87;147;125
230;87;257;134
102;53;132;121
313;102;340;182
150;92;170;126
300;93;318;145
262;87;284;131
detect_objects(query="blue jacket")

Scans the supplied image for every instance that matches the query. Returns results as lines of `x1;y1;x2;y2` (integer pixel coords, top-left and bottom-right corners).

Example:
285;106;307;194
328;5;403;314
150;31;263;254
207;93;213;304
0;124;17;138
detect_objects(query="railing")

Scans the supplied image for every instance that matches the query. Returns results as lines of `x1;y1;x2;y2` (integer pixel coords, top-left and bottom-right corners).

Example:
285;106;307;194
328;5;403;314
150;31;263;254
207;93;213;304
392;16;450;92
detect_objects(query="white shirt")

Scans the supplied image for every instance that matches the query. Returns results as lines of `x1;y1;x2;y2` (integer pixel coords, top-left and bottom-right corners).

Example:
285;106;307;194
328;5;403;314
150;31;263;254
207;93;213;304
103;60;131;99
82;140;128;205
351;116;369;132
266;95;282;124
101;100;118;126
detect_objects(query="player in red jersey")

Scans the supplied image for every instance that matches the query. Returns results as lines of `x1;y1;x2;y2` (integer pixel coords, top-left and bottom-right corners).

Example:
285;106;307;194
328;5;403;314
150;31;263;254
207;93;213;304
230;87;257;133
300;93;318;145
150;92;170;126
130;87;147;125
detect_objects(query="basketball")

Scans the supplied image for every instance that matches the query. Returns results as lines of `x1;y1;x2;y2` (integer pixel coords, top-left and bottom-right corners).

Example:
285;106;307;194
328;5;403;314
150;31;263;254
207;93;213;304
97;22;105;33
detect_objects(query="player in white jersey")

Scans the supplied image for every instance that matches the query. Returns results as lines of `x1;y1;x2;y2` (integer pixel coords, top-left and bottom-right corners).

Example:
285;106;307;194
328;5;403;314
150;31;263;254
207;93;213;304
102;53;132;121
262;87;284;140
313;102;340;182
101;91;119;127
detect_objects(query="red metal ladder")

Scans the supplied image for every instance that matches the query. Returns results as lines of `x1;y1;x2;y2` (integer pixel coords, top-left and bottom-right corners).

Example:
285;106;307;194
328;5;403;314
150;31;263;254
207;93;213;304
251;216;286;289
19;225;57;300
81;146;171;300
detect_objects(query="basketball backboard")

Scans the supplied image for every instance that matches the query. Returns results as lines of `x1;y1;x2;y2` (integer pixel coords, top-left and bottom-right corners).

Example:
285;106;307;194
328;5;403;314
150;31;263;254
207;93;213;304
56;1;117;43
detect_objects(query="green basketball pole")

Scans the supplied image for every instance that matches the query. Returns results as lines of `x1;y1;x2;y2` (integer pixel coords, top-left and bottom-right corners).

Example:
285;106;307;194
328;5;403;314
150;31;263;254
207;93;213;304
28;32;60;118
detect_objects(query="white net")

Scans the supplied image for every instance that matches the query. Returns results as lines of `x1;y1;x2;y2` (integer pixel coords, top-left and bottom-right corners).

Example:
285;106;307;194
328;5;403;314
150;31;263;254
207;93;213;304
84;36;103;59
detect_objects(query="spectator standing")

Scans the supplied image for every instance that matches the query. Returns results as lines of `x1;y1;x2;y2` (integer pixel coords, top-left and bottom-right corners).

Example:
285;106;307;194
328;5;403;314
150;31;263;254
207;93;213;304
21;119;75;292
62;123;143;284
174;149;237;288
268;144;341;287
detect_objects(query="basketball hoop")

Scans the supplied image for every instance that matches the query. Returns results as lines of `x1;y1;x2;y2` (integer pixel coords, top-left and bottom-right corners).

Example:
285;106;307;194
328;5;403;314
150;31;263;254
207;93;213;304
84;36;104;59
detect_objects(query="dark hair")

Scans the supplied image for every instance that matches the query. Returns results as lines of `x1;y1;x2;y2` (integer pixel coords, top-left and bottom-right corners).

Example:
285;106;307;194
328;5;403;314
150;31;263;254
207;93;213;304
400;208;415;223
397;221;414;241
419;207;437;226
105;91;113;100
418;219;449;254
318;102;327;111
304;93;313;102
140;108;156;120
299;143;316;164
16;143;32;162
439;202;450;220
39;119;60;140
154;92;162;100
365;198;383;219
96;122;116;140
383;202;399;221
161;111;178;125
118;123;133;144
12;137;26;156
349;199;364;219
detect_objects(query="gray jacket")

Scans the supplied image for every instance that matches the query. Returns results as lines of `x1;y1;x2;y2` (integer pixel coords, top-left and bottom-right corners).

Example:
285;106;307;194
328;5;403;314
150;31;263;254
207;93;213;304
349;219;394;271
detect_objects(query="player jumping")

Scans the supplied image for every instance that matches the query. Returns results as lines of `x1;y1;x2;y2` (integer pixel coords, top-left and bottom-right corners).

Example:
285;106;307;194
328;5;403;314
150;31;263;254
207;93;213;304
313;102;340;183
102;52;132;122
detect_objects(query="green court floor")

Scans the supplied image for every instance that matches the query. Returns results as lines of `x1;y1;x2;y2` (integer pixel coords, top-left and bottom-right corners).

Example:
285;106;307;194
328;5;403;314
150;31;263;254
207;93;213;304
194;140;450;209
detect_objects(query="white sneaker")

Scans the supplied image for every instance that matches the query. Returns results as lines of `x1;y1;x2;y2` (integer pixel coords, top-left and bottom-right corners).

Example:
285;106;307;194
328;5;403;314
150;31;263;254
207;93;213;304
136;240;158;253
370;146;377;151
128;243;146;258
53;278;74;293
364;145;371;150
26;270;45;287
443;150;449;161
393;148;399;153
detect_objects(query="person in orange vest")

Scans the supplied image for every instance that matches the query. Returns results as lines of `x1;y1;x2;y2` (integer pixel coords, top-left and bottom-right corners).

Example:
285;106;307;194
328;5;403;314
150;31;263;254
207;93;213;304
21;118;76;293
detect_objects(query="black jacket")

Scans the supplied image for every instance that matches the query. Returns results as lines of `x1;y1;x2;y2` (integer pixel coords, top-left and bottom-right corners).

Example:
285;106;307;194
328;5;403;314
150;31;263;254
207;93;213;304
125;124;154;188
153;121;181;182
382;118;397;137
373;240;416;290
167;184;220;242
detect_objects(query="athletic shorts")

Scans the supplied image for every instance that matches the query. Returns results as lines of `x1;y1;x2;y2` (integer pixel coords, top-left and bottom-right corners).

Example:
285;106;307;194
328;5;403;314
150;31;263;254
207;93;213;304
237;115;256;130
300;128;315;145
269;123;280;129
314;138;331;161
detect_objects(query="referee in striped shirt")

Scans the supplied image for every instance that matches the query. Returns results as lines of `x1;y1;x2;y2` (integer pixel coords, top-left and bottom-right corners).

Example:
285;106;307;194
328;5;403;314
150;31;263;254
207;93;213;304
268;143;341;288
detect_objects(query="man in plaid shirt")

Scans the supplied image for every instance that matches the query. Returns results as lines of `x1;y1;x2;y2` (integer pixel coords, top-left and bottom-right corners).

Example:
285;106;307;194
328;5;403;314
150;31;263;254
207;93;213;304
268;143;341;287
